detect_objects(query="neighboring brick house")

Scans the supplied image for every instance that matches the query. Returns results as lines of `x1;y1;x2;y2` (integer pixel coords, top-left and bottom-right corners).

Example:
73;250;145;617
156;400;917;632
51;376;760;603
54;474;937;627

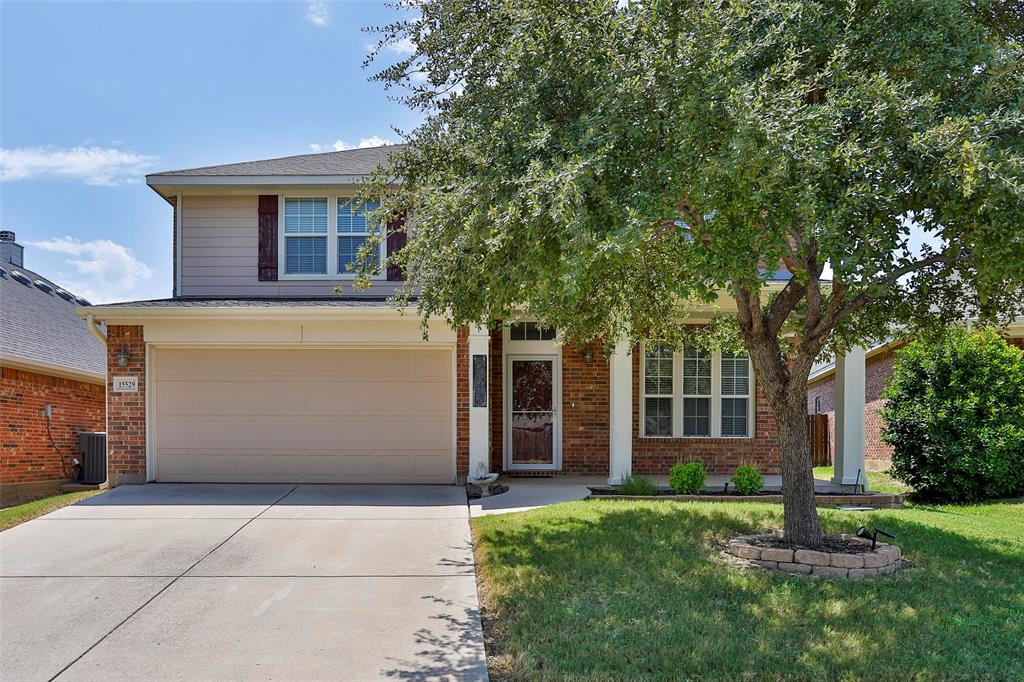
0;232;106;505
78;146;793;488
806;326;1024;471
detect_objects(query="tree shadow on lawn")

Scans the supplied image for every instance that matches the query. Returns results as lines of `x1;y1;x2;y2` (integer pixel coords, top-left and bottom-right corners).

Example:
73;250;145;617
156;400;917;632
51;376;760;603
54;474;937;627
473;501;1024;681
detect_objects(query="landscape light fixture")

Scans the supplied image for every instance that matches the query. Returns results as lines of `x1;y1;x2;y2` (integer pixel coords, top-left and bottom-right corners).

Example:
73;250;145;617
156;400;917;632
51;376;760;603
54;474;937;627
856;526;896;549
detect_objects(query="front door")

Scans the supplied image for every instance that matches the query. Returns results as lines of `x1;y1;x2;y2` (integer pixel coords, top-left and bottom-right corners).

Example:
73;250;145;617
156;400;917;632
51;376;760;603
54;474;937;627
505;355;560;470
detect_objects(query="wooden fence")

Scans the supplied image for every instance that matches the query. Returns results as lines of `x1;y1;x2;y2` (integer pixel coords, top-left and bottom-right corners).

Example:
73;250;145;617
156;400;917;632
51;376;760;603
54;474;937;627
807;414;831;467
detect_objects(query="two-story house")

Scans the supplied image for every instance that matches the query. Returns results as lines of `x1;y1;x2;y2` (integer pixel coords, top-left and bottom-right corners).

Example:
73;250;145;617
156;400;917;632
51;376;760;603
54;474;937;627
79;145;872;488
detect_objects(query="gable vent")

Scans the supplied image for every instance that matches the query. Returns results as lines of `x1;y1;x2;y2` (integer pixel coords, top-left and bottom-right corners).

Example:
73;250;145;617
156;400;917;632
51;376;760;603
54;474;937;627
11;270;31;286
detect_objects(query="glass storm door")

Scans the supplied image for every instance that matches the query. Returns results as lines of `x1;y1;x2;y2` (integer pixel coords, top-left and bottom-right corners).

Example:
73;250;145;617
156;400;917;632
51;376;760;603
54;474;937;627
507;356;560;469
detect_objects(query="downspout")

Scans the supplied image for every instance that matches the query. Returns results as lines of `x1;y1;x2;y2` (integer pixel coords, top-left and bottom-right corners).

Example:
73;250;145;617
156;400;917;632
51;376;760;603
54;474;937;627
86;313;111;488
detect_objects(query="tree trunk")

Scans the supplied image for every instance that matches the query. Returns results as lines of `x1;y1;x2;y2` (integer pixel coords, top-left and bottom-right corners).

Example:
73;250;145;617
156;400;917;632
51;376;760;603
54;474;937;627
774;392;824;545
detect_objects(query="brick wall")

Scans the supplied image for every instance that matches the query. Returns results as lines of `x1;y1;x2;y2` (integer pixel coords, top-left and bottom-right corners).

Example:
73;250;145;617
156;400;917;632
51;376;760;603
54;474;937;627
561;342;611;475
488;329;504;472
455;326;469;478
630;348;782;475
806;349;896;470
106;325;147;486
483;335;780;477
0;367;105;486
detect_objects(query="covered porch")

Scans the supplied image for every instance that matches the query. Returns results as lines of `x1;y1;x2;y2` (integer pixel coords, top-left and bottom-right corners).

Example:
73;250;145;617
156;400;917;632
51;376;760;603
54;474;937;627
467;325;869;489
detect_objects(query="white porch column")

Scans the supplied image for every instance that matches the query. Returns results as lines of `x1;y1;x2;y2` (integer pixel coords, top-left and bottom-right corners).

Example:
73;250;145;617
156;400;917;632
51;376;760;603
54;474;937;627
833;345;867;490
468;325;491;477
608;339;633;485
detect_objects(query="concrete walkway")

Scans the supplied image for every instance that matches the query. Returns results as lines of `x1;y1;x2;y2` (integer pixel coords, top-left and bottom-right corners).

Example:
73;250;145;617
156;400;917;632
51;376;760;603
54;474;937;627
0;484;487;682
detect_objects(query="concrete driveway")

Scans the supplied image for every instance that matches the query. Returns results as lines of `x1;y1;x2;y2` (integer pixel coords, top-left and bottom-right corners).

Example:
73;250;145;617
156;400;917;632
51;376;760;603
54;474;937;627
0;484;487;681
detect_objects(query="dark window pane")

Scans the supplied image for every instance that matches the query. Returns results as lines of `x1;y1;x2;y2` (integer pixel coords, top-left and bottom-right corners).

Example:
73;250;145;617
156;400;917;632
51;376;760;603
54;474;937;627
721;397;748;437
644;397;672;436
683;397;710;436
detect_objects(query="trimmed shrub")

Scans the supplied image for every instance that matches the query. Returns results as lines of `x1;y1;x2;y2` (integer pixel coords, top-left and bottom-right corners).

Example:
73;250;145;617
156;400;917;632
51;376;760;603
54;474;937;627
882;328;1024;503
617;474;659;496
731;464;763;495
668;462;706;494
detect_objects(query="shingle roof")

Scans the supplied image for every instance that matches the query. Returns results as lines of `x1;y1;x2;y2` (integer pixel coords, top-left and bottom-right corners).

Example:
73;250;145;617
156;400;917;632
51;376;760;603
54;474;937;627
147;145;406;179
0;260;105;380
94;297;402;308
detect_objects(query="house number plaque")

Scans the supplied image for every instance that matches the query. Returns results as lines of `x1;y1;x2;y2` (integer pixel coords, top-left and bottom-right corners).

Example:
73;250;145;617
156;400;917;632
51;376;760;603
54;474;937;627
113;376;139;393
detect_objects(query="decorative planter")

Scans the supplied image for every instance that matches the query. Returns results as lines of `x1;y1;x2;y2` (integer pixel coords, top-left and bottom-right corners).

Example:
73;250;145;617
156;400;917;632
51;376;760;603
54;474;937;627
726;533;902;579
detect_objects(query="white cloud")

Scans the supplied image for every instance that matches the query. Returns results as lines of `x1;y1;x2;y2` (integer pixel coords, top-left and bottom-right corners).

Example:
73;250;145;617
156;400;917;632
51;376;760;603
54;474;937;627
308;136;395;153
306;0;328;27
28;236;153;304
0;146;157;186
386;37;416;55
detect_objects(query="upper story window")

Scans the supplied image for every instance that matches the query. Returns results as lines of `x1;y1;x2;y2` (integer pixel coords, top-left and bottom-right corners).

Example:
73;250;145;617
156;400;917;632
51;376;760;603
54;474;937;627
279;196;386;279
337;198;382;274
642;344;754;438
284;197;328;275
509;321;556;341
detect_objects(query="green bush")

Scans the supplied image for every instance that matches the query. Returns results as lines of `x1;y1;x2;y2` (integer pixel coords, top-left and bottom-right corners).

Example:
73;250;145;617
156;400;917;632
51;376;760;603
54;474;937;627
731;464;763;495
668;462;706;494
882;328;1024;503
616;474;659;496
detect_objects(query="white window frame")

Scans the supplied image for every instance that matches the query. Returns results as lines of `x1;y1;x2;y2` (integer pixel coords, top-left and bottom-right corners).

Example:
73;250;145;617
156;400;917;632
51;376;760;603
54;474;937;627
642;343;674;437
640;343;756;439
277;193;387;280
281;195;329;277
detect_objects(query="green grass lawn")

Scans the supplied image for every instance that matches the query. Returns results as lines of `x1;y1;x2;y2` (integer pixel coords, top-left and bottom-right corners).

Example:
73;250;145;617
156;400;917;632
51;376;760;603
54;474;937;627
813;466;911;494
0;490;100;532
472;499;1023;680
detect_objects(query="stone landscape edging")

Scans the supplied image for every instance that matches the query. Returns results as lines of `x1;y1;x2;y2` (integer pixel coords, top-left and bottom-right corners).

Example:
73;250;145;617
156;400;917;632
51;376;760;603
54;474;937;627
586;491;903;508
726;533;903;579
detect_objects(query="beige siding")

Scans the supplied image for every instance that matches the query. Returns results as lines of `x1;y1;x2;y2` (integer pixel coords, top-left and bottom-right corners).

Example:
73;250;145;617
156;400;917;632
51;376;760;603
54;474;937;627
179;194;403;297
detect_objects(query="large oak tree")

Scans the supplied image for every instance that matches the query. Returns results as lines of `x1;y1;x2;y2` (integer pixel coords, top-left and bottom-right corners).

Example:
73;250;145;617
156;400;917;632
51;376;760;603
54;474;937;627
362;0;1024;544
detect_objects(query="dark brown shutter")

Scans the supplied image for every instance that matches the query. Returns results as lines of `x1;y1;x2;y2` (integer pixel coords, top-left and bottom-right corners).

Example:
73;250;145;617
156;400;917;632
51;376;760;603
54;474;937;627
257;195;278;281
386;212;407;281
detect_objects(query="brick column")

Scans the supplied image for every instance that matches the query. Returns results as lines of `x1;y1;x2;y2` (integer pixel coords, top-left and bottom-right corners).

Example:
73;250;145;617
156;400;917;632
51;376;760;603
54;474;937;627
455;326;470;481
106;325;147;486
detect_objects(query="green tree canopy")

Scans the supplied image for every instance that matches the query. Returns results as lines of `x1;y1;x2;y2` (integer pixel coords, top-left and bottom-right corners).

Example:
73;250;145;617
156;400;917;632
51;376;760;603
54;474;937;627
363;0;1024;543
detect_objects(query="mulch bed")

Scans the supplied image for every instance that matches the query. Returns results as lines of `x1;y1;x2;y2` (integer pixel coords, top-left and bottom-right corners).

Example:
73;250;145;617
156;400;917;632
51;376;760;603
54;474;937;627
745;534;876;554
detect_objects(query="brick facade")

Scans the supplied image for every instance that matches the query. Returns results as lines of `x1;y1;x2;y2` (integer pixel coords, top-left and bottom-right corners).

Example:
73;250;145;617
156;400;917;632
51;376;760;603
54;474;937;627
0;367;105;491
630;348;782;475
106;325;147;486
455;326;470;477
484;336;780;477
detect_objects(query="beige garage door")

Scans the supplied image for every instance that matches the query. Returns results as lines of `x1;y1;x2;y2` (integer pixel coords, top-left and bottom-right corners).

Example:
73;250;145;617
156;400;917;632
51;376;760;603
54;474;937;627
151;348;454;483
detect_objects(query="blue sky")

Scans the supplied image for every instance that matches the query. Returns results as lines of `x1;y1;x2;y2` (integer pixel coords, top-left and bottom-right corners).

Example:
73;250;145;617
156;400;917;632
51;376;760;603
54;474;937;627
1;0;421;302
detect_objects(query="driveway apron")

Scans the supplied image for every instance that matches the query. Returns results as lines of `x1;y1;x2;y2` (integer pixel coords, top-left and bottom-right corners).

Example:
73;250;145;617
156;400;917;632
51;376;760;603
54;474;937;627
0;484;487;681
